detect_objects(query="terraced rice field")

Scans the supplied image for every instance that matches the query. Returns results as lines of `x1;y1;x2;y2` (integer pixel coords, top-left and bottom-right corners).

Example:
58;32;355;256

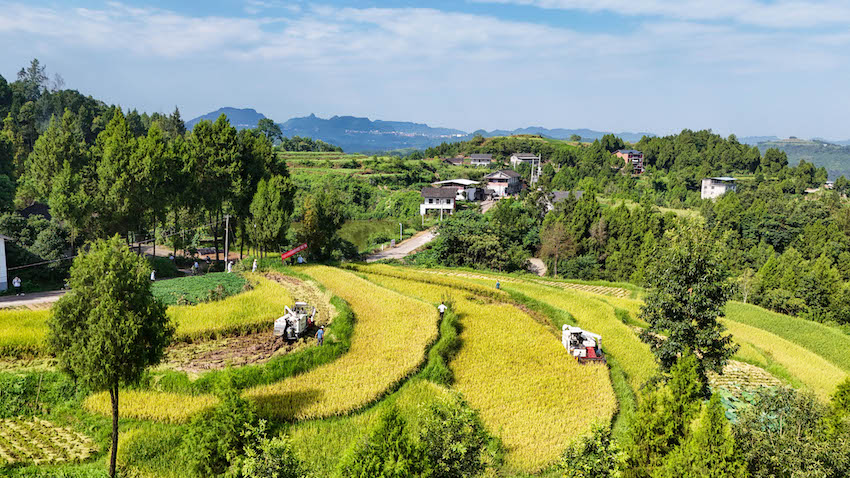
83;390;220;424
415;269;632;298
0;309;51;357
721;319;847;400
244;266;438;420
0;417;97;464
360;269;616;472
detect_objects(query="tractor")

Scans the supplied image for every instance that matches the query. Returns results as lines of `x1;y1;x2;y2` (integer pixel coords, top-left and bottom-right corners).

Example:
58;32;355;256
562;325;606;364
274;302;316;341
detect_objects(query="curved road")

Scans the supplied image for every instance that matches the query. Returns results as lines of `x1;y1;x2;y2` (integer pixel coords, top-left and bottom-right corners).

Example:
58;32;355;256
365;228;437;263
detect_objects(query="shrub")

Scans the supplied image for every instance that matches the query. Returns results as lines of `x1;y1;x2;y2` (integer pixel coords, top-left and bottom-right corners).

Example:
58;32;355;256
238;420;306;478
418;395;490;478
559;423;625;478
148;256;180;278
337;406;423;478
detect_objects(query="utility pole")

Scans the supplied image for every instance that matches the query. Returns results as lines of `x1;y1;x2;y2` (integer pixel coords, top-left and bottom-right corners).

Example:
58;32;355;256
224;215;230;264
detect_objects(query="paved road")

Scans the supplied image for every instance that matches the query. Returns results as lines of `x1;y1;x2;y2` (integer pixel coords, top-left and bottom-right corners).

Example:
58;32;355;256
0;290;67;309
365;229;437;263
528;258;548;277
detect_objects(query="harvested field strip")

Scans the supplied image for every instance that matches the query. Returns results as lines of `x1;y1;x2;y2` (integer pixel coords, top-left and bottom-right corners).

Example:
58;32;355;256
721;319;847;400
0;309;51;357
411;268;632;298
244;265;438;420
361;270;616;472
168;274;292;342
0;417;97;465
725;301;850;373
83;390;220;424
707;360;782;398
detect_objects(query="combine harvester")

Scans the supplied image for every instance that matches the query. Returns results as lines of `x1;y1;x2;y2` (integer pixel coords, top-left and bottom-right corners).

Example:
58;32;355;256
274;302;316;341
562;325;606;364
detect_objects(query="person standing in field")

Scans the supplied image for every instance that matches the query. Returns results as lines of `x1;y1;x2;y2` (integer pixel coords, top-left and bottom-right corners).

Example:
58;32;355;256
12;276;21;296
150;270;156;281
227;261;233;273
192;261;199;275
252;259;257;273
496;280;500;290
437;302;447;319
316;326;325;346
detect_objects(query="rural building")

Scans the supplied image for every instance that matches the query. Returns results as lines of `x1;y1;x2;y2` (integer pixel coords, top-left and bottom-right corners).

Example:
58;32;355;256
510;153;541;169
484;170;522;197
420;187;456;217
470;154;494;167
0;235;9;291
442;157;465;166
432;179;482;201
546;190;584;211
701;177;737;200
613;149;644;174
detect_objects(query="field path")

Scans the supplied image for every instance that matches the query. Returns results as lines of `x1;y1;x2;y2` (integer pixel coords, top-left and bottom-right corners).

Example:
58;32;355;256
0;290;65;310
365;228;436;262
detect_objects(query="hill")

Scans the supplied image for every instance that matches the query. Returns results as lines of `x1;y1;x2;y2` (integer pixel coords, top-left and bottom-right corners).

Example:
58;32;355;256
758;138;850;179
186;107;268;130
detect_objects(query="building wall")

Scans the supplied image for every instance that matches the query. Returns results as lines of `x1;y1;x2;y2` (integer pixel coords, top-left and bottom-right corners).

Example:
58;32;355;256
420;198;455;215
0;238;7;291
701;179;736;200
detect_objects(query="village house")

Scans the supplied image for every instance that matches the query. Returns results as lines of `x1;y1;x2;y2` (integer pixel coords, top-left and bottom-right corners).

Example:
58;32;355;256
484;169;522;197
442;157;465;166
545;190;584;211
700;177;737;200
509;153;541;169
0;235;9;291
431;179;482;201
470;153;494;167
420;187;456;218
613;149;644;174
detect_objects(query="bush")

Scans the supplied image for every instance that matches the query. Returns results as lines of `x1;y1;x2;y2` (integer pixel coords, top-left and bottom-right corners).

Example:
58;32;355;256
148;256;180;278
559;423;625;478
418;395;490;478
337;406;423;478
237;420;305;478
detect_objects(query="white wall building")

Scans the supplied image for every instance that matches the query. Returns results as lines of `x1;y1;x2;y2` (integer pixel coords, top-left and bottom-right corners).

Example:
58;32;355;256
0;235;9;291
420;187;456;218
701;177;737;200
509;153;540;168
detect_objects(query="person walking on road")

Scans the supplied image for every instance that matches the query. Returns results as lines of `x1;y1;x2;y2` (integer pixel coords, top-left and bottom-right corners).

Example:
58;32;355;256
437;302;447;319
12;276;22;296
316;326;325;346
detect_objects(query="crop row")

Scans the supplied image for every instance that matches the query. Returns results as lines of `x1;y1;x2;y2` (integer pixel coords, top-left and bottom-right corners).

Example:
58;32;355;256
0;417;96;465
243;265;439;420
0;309;51;357
83;389;220;424
360;269;616;472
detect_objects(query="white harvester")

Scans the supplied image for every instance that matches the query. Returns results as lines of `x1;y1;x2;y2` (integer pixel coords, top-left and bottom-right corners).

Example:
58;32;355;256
274;302;316;341
562;325;606;364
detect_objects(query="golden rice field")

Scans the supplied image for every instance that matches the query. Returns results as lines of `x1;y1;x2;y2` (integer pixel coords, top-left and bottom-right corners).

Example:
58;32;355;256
83;390;219;424
244;265;438;420
0;309;51;357
720;319;848;400
169;274;292;341
361;269;616;472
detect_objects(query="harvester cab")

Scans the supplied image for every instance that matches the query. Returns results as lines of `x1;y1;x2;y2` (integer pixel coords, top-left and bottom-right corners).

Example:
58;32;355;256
562;325;606;364
274;301;317;341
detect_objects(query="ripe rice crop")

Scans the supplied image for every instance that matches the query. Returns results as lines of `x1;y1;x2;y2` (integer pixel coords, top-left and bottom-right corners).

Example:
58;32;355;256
361;270;616;472
720;319;847;400
0;416;97;465
725;301;850;373
0;309;51;357
169;274;293;342
83;390;219;424
244;265;438;420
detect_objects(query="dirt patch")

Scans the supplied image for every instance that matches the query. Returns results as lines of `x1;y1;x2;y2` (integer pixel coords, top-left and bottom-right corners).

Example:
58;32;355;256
708;360;782;398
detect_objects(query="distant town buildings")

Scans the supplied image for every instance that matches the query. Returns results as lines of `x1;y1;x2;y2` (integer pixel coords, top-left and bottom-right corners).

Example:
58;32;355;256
484;170;522;197
701;177;737;200
613;149;644;174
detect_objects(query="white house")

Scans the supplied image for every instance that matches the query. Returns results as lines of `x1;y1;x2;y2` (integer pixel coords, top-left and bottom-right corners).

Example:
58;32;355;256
431;179;481;201
420;187;456;218
484;170;522;197
469;154;493;167
0;235;9;291
701;177;737;200
510;153;541;169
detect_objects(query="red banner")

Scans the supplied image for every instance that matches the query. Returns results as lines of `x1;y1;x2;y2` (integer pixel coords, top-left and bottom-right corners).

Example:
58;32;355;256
281;243;308;261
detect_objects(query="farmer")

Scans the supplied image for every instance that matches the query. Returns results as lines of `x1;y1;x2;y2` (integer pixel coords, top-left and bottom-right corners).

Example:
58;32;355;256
227;260;233;273
191;261;199;275
437;302;447;319
297;255;304;264
252;258;258;273
496;280;500;290
316;326;325;346
12;276;21;296
150;270;156;281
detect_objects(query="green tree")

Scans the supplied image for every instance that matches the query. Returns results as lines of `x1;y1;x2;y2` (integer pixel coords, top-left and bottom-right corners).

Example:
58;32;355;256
299;185;344;260
47;236;173;478
640;225;736;379
338;406;423;478
256;118;283;144
239;420;305;478
560;423;625;478
540;221;575;277
418;395;489;478
760;148;787;175
655;394;745;478
249;175;295;252
569;134;582;142
16;58;48;101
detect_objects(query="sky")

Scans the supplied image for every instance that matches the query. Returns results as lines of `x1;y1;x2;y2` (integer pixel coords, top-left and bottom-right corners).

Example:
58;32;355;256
1;0;849;139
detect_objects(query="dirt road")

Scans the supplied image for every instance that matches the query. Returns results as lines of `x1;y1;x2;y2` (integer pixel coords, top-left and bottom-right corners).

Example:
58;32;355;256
0;290;66;309
528;258;548;277
365;228;437;263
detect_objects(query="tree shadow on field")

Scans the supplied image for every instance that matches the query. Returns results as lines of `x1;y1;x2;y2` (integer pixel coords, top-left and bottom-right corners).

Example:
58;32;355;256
252;388;323;421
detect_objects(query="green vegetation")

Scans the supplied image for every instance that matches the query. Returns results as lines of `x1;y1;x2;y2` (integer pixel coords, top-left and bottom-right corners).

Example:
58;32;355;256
151;272;247;306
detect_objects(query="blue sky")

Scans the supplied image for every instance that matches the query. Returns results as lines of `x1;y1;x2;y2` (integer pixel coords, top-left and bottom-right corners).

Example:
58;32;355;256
1;1;849;139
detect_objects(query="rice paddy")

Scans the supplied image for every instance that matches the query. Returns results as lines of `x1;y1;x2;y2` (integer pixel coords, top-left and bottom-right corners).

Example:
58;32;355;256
0;309;51;357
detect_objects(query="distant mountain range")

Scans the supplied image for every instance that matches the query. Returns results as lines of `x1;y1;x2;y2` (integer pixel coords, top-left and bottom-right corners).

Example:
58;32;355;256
187;108;653;152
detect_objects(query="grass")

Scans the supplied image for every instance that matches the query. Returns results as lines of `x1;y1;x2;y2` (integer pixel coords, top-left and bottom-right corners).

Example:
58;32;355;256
0;309;51;357
338;219;412;253
720;319;847;400
151;272;246;306
168;274;292;342
243;265;439;420
361;268;616;472
724;301;850;373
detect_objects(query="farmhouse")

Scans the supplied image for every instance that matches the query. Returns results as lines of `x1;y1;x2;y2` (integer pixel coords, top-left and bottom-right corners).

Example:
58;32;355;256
0;235;8;291
420;187;456;217
701;177;737;200
484;169;522;197
432;179;482;201
613;149;644;174
510;153;541;169
546;190;584;211
470;153;494;167
442;157;465;166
